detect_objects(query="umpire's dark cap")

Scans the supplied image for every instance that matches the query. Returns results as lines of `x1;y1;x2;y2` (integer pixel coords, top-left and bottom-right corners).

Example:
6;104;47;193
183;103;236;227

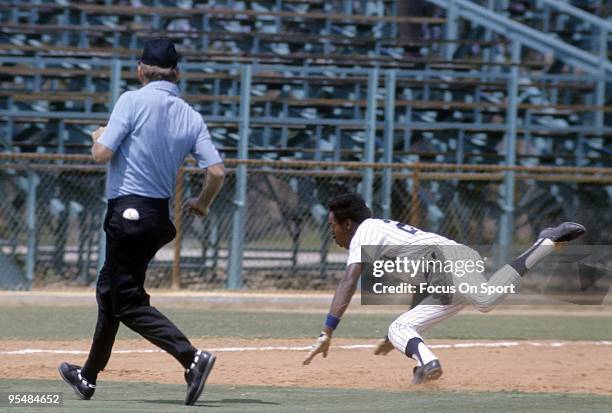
140;37;178;69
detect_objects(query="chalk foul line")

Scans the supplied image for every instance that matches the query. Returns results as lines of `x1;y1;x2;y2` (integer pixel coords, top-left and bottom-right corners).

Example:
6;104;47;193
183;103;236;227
2;341;612;355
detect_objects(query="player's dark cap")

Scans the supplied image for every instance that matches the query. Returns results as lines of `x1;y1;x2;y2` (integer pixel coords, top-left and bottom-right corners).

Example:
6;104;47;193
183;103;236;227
140;37;178;69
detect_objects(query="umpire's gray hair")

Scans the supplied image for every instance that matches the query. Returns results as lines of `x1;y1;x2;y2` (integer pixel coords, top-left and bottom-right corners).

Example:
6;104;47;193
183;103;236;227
138;62;179;83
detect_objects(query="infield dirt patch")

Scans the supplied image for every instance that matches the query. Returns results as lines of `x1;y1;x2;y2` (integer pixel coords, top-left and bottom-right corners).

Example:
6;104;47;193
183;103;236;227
2;338;611;395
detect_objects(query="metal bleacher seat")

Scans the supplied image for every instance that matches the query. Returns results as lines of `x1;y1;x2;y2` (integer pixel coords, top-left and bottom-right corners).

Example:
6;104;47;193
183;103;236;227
0;0;610;168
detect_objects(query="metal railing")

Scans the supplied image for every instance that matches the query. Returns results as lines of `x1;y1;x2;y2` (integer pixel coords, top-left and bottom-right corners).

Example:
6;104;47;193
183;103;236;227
428;0;612;73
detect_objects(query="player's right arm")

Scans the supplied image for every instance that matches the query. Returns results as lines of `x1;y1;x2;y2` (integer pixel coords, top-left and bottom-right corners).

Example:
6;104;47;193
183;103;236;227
303;220;375;365
324;263;362;334
302;262;361;365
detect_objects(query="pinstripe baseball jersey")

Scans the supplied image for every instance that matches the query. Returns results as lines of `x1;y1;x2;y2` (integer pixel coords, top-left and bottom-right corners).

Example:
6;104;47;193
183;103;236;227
347;218;459;266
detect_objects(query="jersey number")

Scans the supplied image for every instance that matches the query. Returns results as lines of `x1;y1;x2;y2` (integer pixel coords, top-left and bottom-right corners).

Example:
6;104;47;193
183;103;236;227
381;219;418;235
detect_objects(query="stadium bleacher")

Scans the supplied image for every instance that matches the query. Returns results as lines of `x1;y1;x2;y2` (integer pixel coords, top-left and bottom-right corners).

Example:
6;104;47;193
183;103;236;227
1;0;609;167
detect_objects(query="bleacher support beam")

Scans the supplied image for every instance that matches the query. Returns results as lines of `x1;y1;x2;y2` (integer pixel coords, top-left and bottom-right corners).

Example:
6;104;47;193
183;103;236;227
227;64;252;290
498;39;521;262
381;69;396;219
25;169;38;282
362;67;379;209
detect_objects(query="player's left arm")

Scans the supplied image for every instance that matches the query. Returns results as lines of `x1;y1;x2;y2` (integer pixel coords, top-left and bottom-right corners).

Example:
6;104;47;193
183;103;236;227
303;263;362;365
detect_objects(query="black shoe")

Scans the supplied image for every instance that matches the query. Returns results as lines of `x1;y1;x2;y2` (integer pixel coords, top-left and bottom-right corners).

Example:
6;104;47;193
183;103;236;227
184;350;216;406
412;359;443;384
58;362;95;400
538;222;586;243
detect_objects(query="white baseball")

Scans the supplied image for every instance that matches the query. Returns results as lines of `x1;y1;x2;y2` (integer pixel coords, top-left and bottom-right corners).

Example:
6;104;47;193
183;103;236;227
122;208;140;221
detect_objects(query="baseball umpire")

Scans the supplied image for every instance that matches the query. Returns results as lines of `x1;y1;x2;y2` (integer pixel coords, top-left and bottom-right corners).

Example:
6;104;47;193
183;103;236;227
303;193;585;384
58;37;225;406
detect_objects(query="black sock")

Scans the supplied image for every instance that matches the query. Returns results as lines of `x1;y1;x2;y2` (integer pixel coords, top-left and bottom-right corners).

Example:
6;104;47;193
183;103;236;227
405;337;424;364
510;238;554;277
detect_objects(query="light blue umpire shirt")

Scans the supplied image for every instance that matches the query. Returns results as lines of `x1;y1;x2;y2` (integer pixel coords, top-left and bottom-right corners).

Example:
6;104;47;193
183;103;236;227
97;80;222;200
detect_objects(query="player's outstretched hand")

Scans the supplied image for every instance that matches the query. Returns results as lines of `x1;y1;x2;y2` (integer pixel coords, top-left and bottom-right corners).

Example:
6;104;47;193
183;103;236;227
302;332;331;365
373;336;394;356
183;198;210;217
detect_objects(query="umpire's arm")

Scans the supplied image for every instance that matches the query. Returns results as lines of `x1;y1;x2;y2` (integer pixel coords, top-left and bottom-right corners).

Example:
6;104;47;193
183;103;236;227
195;163;225;216
92;144;113;163
92;93;132;163
184;122;226;217
91;127;114;163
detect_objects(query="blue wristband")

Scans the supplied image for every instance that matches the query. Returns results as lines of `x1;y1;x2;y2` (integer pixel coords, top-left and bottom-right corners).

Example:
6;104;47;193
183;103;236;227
325;313;341;330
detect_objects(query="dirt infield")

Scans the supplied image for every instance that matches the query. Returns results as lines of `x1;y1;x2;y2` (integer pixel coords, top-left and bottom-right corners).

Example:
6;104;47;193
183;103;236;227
2;338;611;395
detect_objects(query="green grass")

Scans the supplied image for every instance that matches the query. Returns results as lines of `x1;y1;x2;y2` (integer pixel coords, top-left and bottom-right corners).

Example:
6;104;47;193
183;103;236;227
1;308;611;413
0;307;611;341
0;379;611;413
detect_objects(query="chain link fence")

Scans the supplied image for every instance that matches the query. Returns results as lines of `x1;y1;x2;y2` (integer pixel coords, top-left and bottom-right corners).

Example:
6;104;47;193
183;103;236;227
0;153;610;290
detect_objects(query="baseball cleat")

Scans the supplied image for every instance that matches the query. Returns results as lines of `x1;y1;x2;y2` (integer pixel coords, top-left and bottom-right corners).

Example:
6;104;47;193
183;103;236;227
58;362;95;400
538;222;586;244
412;359;443;384
185;350;216;406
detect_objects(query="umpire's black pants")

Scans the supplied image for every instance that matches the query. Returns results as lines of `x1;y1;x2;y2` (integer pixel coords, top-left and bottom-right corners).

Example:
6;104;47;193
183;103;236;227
81;195;196;382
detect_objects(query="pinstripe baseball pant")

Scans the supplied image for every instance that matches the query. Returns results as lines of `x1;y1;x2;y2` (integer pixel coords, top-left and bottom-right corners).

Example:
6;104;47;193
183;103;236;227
388;244;521;353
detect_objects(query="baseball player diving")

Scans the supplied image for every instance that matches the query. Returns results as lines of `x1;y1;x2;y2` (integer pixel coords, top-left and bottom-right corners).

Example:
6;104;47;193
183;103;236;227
303;193;585;384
